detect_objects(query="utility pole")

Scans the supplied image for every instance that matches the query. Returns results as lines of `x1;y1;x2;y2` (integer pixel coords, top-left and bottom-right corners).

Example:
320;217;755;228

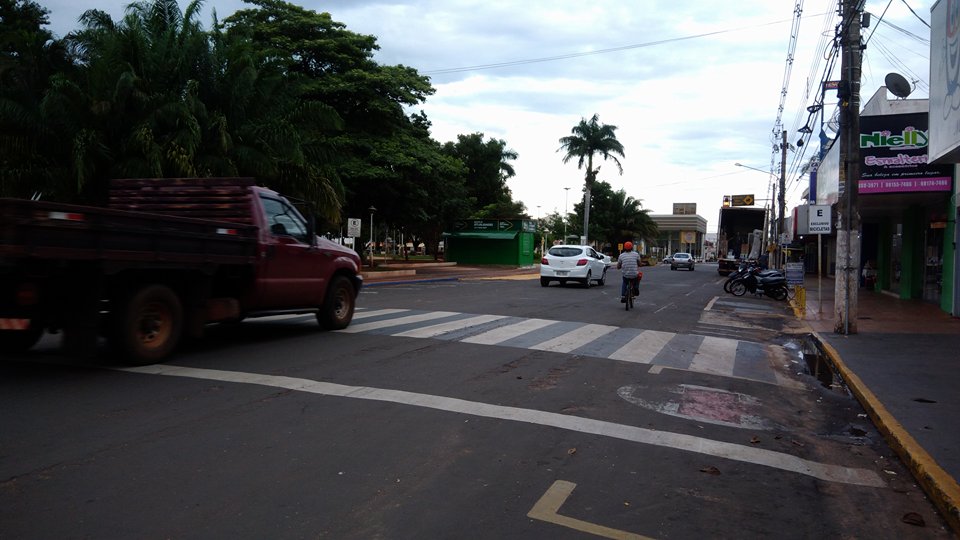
835;0;863;334
778;129;787;269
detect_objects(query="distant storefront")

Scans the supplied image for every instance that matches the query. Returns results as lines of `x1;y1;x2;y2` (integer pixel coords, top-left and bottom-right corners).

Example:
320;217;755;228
443;219;537;265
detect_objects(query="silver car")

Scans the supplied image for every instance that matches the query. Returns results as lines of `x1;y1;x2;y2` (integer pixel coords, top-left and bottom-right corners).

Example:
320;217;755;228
540;245;607;287
670;252;695;271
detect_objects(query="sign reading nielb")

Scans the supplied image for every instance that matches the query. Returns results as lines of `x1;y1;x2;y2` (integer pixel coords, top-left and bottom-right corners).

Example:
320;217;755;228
858;113;953;194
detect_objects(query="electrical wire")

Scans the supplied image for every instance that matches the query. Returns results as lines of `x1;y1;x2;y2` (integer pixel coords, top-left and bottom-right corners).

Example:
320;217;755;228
899;0;930;28
421;14;821;75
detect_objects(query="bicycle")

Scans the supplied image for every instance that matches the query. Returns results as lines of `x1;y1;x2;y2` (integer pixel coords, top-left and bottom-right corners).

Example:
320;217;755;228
624;276;638;311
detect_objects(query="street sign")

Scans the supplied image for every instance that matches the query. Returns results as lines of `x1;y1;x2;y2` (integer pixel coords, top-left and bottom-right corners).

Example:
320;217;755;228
347;218;361;238
808;205;831;234
785;262;804;285
731;194;755;206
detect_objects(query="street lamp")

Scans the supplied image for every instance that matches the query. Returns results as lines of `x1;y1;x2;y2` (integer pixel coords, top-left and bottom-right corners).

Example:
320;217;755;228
563;187;570;243
367;206;376;269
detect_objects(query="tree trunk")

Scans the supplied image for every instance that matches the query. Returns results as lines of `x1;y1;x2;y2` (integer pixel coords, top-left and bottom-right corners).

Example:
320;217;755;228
582;187;591;245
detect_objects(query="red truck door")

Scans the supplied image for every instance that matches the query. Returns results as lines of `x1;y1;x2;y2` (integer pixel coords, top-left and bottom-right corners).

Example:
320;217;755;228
255;194;327;309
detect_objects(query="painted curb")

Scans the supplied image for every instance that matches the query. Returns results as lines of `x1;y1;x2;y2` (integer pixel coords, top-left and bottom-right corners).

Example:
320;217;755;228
811;331;960;535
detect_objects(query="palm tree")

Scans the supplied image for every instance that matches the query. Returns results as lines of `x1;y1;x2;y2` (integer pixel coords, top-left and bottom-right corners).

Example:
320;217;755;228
607;189;658;246
558;113;624;244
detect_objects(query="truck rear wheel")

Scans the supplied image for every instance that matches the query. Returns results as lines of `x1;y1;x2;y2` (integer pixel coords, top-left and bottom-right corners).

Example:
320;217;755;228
317;276;355;330
0;323;43;354
114;285;183;365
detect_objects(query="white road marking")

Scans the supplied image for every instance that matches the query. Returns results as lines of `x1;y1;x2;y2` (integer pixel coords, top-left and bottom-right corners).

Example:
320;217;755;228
689;336;738;375
337;311;458;333
531;324;618;353
392;314;507;339
608;330;674;364
352;308;409;320
119;365;884;487
460;318;557;345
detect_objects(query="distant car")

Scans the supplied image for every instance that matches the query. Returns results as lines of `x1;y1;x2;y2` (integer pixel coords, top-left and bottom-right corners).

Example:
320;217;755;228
662;256;673;265
670;252;695;271
540;245;607;287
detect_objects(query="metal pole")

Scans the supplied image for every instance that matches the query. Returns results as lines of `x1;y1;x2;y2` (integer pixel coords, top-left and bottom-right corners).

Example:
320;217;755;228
818;232;823;314
368;206;376;269
779;130;787;270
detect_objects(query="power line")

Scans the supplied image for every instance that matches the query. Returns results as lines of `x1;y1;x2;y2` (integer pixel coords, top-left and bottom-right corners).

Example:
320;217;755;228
899;0;930;28
421;15;817;75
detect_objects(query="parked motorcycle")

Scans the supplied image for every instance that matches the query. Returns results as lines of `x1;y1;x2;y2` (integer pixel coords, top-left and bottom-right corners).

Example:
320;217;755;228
728;266;789;300
723;262;784;293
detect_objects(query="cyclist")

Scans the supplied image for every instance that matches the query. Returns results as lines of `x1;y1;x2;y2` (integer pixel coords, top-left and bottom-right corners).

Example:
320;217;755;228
617;241;641;303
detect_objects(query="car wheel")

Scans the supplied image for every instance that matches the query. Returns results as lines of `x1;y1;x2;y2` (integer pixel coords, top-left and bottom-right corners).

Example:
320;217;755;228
584;271;592;288
540;277;550;287
597;269;606;286
112;284;183;365
317;276;356;330
690;265;695;271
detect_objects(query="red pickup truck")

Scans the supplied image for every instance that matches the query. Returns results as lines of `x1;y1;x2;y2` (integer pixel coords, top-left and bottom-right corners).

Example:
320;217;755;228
0;177;362;364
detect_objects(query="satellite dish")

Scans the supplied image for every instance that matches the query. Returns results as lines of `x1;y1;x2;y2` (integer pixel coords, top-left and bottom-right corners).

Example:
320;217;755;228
885;72;912;98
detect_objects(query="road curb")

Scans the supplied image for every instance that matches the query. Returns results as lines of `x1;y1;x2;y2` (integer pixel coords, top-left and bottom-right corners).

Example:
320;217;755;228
364;277;460;287
810;330;960;535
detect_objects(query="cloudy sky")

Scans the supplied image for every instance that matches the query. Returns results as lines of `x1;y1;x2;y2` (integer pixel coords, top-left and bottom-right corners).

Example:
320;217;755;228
39;1;933;231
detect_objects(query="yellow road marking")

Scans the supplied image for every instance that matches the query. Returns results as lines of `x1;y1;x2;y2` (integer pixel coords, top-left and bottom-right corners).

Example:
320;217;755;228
528;480;653;540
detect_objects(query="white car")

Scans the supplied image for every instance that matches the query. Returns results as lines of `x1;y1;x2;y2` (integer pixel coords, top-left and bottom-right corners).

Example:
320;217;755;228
540;245;607;287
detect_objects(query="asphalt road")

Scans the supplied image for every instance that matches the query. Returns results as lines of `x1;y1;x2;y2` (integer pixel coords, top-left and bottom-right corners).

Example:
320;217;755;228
1;263;952;538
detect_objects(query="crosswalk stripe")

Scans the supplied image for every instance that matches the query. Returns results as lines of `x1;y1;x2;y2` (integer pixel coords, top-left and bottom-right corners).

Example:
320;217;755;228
393;314;509;339
690;336;739;375
461;318;558;345
531;324;618;353
338;311;458;333
353;308;409;320
338;309;789;386
607;330;675;364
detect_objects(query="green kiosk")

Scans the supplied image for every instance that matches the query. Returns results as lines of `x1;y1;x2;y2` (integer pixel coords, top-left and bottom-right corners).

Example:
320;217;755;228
444;219;537;265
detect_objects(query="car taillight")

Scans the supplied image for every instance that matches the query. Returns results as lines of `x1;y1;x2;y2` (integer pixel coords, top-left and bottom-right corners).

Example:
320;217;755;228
576;259;588;266
541;257;549;265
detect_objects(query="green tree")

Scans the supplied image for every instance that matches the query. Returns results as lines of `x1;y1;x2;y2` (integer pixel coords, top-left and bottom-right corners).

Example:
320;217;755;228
442;132;518;215
598;187;658;247
558;113;624;245
0;0;74;198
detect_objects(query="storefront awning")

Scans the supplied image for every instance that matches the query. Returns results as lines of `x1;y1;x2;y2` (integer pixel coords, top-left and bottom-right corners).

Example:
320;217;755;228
443;231;519;240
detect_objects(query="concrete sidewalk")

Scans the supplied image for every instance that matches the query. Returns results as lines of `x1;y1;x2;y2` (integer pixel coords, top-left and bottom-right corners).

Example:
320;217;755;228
795;276;960;534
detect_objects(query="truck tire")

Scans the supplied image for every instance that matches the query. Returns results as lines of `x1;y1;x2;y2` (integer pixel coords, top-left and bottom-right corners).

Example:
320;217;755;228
317;276;356;330
114;285;183;365
0;323;43;354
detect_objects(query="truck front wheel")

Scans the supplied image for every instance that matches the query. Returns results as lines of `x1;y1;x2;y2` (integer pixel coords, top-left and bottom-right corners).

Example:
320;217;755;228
113;285;183;365
317;276;356;330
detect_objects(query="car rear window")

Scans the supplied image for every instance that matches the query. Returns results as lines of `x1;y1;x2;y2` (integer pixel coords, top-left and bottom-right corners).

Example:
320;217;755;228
548;247;583;257
674;253;690;259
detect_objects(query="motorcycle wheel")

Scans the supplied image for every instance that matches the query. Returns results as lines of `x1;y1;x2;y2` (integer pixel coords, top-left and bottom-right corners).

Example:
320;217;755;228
723;275;738;293
770;284;788;301
729;280;747;297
